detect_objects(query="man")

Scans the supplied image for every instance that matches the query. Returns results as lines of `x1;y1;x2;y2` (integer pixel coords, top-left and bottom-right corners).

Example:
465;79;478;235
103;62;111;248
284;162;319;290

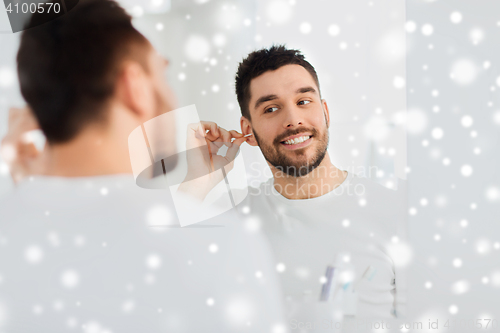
180;45;408;323
0;1;286;332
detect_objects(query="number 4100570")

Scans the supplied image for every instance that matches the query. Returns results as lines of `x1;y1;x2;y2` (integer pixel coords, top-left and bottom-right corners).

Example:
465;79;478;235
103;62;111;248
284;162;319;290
6;2;61;14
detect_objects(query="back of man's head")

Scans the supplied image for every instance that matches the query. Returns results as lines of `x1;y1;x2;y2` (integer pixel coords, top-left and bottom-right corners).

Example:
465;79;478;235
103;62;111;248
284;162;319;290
17;0;150;144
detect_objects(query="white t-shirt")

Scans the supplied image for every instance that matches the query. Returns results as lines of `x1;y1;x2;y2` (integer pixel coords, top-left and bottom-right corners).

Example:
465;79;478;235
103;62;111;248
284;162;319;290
227;171;408;323
0;174;286;333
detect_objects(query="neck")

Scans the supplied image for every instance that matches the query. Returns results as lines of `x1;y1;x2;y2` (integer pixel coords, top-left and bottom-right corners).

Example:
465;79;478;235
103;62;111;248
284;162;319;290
40;122;133;178
271;153;348;200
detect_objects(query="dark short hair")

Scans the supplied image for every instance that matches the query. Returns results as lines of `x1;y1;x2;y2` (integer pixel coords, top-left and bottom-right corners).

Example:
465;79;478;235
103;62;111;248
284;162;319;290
17;0;150;143
235;45;321;120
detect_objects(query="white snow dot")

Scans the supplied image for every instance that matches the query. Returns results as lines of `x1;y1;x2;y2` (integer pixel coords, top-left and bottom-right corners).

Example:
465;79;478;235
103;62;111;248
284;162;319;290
460;165;473;177
100;187;108;196
53;300;64;311
25;245;44;264
146;254;162;269
299;22;312;34
61;270;80;288
392;108;428;135
185;35;211;62
146;205;173;229
421;24;434;36
122;300;135;313
339;42;348;50
386;241;413;267
425;281;433;289
449;304;459;315
491;271;500;287
241;206;250;214
155;23;164;31
266;0;292;25
208;243;219;253
206;298;215;306
211;84;220;93
485;186;500;202
328;24;340;36
271;323;288;333
74;235;86;247
0;162;9;176
405;21;416;33
476;239;492;255
450;12;462;24
431;127;444;140
178;73;186;81
129;5;144;17
452;258;462;268
431;89;439;97
243;18;251;26
469;28;484;45
461;115;473;127
451;59;478;85
0;67;16;87
434;234;441;241
255;271;263;278
213;33;226;47
33;304;43;315
420;198;428;206
276;263;286;273
342;219;350;227
393;76;406;89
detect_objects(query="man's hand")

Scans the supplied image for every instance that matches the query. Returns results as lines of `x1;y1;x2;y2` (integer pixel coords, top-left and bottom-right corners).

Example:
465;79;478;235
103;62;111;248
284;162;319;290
1;106;45;184
177;121;248;201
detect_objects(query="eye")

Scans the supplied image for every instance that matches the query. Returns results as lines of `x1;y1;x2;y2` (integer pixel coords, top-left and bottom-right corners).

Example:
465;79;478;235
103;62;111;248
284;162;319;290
264;106;279;113
298;100;311;106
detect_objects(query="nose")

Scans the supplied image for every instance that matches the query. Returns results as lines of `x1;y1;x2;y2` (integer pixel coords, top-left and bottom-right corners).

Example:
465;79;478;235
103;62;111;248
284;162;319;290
283;106;304;128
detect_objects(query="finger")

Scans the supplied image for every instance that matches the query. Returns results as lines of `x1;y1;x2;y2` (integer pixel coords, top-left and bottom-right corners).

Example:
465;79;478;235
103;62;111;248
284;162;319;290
229;130;244;138
199;121;220;140
225;137;246;162
218;127;233;147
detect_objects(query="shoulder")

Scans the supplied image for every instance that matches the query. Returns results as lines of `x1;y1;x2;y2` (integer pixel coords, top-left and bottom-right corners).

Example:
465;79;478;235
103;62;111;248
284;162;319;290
349;173;407;233
350;173;406;202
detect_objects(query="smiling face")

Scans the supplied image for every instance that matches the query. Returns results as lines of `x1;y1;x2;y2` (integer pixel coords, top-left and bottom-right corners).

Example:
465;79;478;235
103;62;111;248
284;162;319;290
241;64;330;177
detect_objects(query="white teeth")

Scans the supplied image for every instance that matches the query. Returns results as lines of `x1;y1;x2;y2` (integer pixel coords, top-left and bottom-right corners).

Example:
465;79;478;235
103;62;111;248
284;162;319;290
283;136;311;145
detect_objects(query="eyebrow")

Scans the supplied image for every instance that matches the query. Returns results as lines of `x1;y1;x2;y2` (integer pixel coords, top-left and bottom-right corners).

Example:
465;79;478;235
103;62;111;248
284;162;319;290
253;86;317;110
296;86;316;94
254;94;279;110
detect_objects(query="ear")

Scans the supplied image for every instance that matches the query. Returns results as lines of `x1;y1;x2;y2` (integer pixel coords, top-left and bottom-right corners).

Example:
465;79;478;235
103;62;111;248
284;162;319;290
115;61;154;120
321;99;330;128
240;116;258;146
